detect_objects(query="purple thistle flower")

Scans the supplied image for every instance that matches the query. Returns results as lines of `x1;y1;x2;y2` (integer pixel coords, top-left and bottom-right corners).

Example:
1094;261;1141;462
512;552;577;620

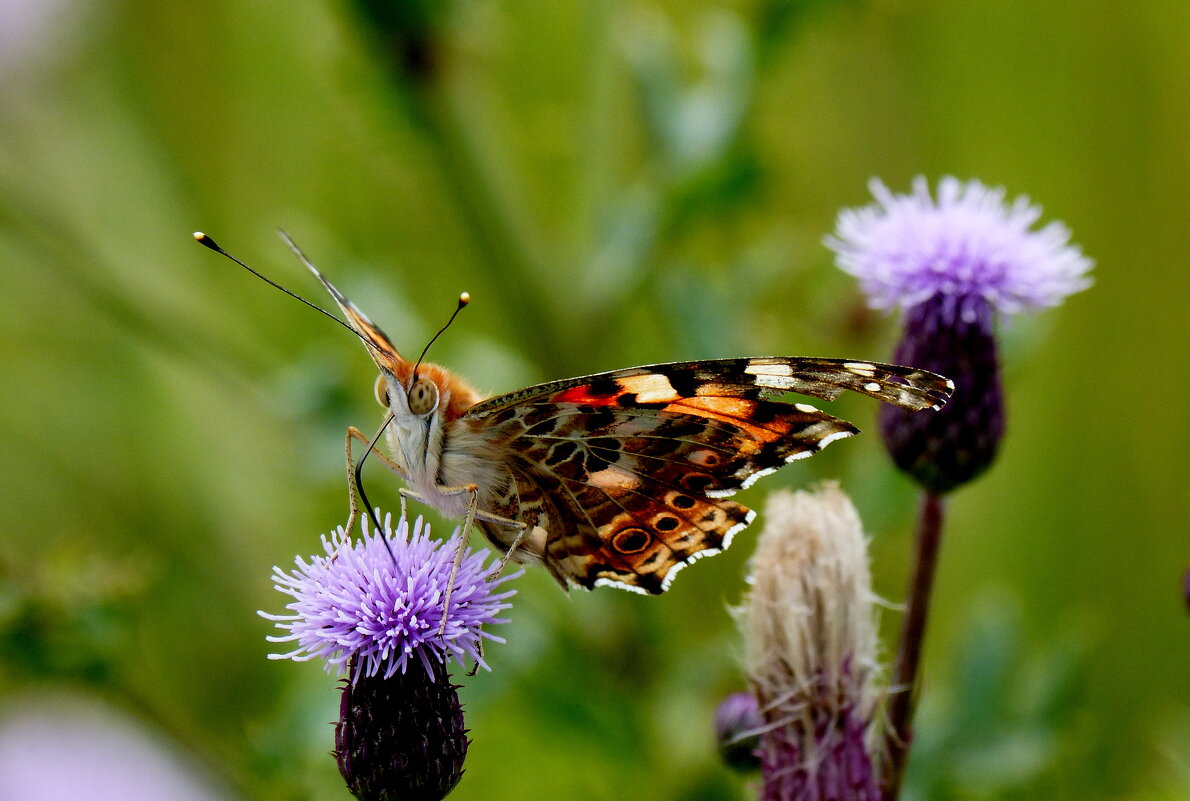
261;511;518;680
827;176;1092;322
827;177;1092;493
262;511;518;800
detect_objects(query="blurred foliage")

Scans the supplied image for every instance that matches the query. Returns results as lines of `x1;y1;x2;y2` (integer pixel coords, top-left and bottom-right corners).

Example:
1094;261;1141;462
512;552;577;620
0;0;1187;800
903;595;1090;800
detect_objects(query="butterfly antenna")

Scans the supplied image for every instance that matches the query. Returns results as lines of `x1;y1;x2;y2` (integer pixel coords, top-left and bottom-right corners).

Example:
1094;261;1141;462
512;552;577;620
356;411;397;563
412;292;470;379
193;232;372;348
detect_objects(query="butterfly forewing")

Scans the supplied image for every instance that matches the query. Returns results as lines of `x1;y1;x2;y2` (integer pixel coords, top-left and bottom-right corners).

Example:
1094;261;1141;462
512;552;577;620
465;356;951;419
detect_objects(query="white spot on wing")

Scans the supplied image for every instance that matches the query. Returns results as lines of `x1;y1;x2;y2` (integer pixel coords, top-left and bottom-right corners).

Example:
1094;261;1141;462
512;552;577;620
745;362;793;377
864;381;882;392
794;403;820;414
844;361;878;376
748;374;796;389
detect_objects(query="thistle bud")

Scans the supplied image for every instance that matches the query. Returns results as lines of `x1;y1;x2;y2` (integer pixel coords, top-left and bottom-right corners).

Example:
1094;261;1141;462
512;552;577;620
714;691;763;772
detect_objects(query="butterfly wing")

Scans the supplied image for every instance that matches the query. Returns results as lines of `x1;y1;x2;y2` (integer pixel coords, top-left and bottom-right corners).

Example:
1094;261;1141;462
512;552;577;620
462;357;951;593
466;357;951;417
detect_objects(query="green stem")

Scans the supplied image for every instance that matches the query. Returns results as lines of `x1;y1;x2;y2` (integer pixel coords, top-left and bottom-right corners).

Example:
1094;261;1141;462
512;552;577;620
883;491;946;800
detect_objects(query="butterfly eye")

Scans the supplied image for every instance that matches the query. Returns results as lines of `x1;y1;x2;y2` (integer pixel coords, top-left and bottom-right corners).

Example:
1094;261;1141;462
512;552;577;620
374;374;390;407
407;378;439;416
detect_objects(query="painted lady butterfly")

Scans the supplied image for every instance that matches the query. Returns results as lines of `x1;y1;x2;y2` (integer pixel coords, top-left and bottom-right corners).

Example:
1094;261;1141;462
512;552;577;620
197;233;952;595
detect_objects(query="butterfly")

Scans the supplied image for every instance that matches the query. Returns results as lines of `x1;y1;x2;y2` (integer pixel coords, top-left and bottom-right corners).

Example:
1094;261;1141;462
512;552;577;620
196;233;952;595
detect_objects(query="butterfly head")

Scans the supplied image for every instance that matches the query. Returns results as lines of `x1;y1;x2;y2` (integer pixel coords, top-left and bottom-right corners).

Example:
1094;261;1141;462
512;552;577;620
371;360;480;422
300;263;481;422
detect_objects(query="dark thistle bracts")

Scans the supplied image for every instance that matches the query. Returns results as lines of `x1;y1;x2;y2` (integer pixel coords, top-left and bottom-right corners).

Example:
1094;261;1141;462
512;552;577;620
336;659;468;801
879;297;1003;494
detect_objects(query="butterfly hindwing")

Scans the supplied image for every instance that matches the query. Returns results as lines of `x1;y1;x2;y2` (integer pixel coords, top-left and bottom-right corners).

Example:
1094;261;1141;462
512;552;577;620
465;359;892;592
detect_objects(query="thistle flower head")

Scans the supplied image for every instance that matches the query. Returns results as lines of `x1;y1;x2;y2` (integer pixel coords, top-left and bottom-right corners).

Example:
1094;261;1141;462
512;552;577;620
829;177;1092;493
261;511;517;680
827;176;1092;323
741;484;882;801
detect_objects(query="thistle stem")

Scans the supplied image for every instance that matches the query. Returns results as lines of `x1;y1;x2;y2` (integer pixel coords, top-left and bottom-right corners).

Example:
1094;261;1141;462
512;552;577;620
883;491;945;800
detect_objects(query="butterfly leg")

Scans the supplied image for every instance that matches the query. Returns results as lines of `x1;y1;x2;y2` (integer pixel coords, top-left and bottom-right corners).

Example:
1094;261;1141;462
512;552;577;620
437;483;481;637
344;425;405;536
397;483;524;636
490;524;534;579
426;485;526;633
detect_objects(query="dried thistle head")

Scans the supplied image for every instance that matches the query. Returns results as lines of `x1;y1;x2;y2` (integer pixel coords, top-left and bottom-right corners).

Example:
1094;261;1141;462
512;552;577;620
741;483;882;801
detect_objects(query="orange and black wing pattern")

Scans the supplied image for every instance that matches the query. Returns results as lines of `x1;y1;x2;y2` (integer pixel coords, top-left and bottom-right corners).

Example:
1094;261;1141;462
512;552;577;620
464;357;951;593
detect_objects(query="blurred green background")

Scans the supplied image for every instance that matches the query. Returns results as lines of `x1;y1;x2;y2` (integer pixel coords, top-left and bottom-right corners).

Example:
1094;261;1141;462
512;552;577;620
1;0;1186;799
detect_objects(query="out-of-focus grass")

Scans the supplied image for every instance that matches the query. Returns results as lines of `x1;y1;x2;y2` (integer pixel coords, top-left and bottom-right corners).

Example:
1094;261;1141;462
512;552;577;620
1;1;1186;799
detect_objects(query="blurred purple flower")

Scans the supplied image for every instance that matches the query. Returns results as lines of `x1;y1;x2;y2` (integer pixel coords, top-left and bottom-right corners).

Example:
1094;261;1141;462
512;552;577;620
0;692;231;801
261;511;517;680
827;176;1092;322
828;177;1092;493
714;691;763;772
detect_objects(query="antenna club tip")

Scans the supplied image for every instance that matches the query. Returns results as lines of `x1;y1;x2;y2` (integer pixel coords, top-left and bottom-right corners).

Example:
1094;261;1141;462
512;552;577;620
193;232;221;251
458;291;471;306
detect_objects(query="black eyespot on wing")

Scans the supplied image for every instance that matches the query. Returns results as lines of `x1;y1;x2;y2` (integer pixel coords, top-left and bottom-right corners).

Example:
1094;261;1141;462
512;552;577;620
680;473;715;493
612;528;651;554
654;515;680;532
